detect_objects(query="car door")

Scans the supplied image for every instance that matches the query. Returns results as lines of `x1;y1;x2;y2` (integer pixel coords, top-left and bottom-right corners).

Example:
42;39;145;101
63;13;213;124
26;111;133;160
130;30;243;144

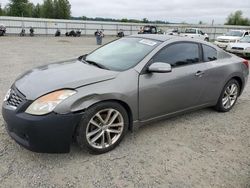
138;42;209;121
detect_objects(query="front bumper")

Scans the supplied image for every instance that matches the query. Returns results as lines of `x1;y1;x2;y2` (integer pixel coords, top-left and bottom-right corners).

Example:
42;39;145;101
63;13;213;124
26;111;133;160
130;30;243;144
2;102;83;153
214;41;229;49
226;49;250;57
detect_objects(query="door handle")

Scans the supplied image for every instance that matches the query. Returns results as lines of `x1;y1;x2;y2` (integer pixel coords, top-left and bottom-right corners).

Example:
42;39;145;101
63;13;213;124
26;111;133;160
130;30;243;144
195;71;204;77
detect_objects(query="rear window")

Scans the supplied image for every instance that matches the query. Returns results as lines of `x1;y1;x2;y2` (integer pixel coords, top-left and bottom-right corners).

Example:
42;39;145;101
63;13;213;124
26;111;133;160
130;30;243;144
202;45;217;62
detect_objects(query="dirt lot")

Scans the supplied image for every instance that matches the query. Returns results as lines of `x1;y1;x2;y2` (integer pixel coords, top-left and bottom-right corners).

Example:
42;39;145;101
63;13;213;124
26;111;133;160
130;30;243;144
0;36;249;188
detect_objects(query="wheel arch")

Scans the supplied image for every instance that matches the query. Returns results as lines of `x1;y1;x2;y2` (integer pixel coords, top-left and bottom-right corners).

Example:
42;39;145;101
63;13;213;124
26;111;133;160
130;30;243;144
73;99;134;131
230;76;243;95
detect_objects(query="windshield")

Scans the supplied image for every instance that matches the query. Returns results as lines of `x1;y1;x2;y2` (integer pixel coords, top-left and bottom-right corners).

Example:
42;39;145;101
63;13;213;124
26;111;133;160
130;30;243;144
240;36;250;43
86;37;161;71
225;31;244;37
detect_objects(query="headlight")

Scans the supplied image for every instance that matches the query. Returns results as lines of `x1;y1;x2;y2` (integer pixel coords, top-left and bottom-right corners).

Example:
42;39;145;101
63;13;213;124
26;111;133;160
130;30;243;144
3;89;11;102
226;45;231;50
230;40;237;43
25;90;76;115
246;47;250;51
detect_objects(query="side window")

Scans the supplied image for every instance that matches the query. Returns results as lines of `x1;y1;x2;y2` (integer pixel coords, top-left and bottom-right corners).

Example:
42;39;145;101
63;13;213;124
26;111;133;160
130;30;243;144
198;30;202;34
202;44;217;62
151;27;156;33
152;42;200;67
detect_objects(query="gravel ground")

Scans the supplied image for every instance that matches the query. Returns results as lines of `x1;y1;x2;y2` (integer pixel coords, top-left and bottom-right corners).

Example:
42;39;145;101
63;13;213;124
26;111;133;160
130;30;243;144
0;36;250;188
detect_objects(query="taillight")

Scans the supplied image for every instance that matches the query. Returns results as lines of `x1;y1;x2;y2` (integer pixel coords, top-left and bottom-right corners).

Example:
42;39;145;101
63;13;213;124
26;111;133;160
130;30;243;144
242;60;249;69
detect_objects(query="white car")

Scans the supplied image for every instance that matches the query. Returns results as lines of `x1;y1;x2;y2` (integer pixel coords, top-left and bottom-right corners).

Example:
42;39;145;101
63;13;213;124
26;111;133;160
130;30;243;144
226;35;250;58
215;30;249;49
180;28;209;41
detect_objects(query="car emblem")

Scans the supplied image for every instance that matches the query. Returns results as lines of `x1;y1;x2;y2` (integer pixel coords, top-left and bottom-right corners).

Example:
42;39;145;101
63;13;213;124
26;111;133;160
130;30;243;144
4;89;11;102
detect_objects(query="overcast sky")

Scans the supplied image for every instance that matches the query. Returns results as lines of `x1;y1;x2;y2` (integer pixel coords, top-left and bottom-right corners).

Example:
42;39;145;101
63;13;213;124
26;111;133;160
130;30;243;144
1;0;250;24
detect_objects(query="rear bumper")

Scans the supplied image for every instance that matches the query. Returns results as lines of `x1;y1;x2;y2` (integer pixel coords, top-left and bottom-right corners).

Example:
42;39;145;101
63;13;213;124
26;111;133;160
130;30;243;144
2;103;82;153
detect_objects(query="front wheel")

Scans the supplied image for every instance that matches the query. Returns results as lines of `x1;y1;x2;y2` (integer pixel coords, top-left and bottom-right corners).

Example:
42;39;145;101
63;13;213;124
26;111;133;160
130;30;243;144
215;79;240;112
76;101;129;154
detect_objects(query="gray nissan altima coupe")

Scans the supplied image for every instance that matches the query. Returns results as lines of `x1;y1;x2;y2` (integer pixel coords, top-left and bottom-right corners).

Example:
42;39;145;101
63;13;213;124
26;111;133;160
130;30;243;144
2;35;249;154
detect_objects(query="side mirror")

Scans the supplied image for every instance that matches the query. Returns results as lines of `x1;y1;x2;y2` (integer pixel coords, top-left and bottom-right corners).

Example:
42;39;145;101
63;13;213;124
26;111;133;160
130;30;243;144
78;54;88;61
148;62;172;73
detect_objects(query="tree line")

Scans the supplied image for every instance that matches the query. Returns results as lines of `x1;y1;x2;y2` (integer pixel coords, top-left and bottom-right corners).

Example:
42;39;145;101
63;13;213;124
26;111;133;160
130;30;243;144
0;2;249;26
0;0;71;19
225;10;250;26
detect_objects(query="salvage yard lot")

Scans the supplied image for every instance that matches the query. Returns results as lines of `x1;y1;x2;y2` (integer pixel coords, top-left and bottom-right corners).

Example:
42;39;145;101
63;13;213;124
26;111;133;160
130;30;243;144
0;36;250;188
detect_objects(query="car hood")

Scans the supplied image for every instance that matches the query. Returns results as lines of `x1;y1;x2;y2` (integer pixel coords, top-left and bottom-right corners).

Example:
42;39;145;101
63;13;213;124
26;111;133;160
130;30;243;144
217;36;242;41
15;60;119;100
229;42;250;49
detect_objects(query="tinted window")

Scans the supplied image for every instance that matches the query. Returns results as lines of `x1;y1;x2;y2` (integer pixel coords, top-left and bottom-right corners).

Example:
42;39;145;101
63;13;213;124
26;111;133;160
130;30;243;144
153;43;200;67
203;45;217;62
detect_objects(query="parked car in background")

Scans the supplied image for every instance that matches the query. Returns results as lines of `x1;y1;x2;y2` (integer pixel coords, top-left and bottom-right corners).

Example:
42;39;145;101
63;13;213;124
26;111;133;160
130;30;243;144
0;24;6;36
166;28;180;36
66;30;81;37
215;30;249;49
226;35;250;58
180;28;209;41
117;30;124;37
2;35;249;154
138;25;164;34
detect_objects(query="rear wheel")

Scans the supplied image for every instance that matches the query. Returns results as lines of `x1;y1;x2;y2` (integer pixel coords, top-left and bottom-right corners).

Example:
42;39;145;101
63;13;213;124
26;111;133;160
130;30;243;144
205;37;209;42
215;79;240;112
76;101;129;154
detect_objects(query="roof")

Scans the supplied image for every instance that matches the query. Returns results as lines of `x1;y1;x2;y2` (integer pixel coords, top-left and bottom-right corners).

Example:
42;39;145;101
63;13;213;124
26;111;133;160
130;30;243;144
130;34;177;42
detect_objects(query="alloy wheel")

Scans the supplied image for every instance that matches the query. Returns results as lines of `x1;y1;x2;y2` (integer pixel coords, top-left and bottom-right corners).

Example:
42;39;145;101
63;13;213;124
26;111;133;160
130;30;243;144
86;108;124;149
222;83;238;109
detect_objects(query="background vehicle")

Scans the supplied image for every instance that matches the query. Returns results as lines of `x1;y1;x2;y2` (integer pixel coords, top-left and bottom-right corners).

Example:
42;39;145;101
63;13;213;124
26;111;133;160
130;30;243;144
117;30;124;37
166;28;180;36
2;35;249;154
55;29;61;37
138;25;164;34
66;30;81;37
180;28;209;41
29;27;34;37
0;24;6;36
19;28;26;36
226;35;250;57
215;30;249;49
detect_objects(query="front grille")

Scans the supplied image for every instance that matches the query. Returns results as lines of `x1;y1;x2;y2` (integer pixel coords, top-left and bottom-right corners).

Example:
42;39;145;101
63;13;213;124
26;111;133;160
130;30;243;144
6;89;25;108
232;47;244;50
218;40;229;43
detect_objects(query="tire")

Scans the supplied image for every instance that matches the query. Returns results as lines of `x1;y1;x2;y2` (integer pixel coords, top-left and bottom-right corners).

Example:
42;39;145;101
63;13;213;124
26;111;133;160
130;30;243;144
205;38;209;42
215;79;240;112
76;101;129;154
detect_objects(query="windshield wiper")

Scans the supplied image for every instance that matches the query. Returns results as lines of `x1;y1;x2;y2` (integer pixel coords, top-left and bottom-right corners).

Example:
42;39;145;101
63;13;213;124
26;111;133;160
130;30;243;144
82;59;110;70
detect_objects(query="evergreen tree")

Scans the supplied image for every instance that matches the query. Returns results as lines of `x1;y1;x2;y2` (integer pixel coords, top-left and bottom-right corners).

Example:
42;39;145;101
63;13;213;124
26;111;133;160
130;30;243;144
7;0;32;17
225;10;250;26
57;0;71;19
32;3;42;18
42;0;54;18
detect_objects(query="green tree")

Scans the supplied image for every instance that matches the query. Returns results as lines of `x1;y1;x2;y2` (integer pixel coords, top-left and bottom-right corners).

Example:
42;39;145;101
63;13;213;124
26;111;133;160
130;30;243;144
121;18;128;22
56;0;71;19
7;0;33;17
0;4;4;16
142;18;149;23
42;0;54;18
32;3;42;18
0;4;3;16
225;10;250;26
